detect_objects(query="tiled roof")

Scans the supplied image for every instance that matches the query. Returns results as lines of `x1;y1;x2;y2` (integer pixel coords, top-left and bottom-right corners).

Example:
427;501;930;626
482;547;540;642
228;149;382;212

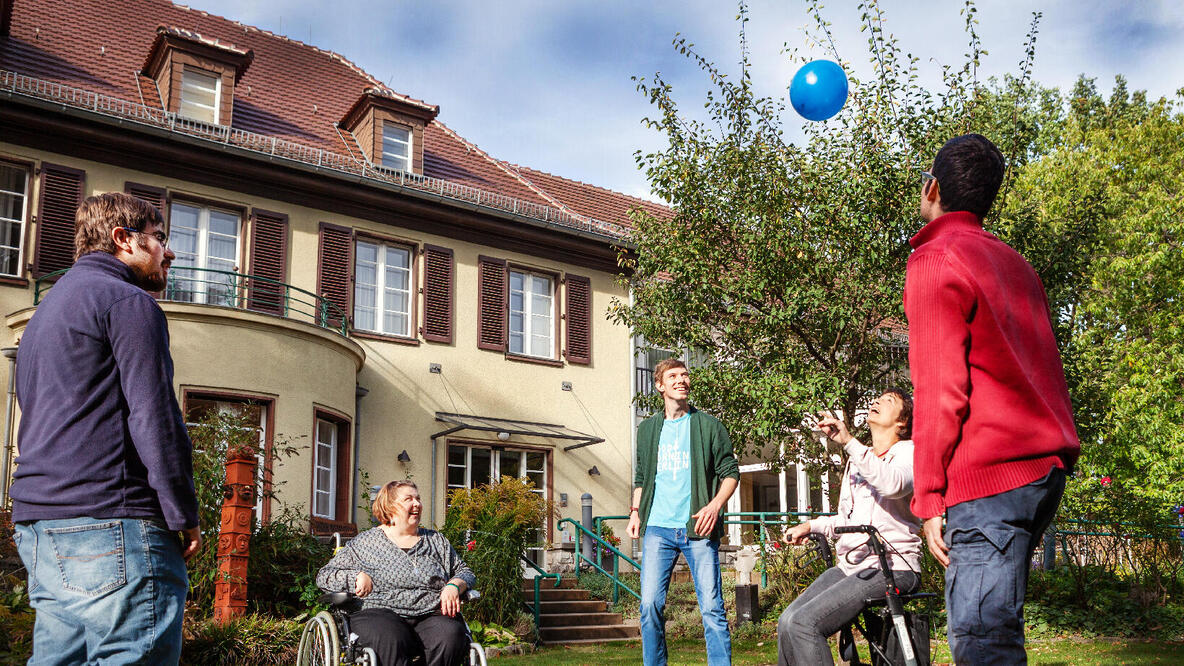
0;0;668;238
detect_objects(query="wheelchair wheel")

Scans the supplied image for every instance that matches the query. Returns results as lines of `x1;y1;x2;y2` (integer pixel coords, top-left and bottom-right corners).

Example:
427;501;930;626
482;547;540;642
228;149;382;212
469;642;487;666
297;611;341;666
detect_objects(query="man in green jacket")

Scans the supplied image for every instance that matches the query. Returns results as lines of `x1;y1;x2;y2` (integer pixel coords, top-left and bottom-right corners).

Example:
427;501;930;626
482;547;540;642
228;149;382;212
626;358;740;665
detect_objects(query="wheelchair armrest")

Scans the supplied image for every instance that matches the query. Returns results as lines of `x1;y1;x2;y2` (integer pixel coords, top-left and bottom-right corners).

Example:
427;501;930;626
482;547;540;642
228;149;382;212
318;591;363;612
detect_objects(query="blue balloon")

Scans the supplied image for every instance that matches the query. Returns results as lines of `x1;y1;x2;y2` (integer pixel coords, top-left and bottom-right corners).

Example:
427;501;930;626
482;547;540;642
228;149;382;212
790;60;849;121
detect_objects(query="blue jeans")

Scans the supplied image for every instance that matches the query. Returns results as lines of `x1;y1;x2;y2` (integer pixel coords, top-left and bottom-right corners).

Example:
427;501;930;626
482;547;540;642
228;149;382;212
640;526;731;666
13;517;189;665
945;466;1065;665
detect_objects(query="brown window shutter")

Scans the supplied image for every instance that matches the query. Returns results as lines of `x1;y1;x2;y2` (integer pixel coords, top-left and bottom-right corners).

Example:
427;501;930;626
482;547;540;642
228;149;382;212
477;255;507;351
33;163;85;277
123;182;168;221
317;223;353;330
247;209;289;315
564;274;592;365
421;244;454;343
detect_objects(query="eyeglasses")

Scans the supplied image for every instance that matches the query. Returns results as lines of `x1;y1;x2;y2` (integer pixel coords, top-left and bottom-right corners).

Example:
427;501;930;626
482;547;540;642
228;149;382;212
120;227;169;248
920;171;937;187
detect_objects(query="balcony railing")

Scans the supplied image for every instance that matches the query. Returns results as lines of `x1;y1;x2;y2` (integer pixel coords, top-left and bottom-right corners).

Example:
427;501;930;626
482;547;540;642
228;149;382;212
34;266;349;336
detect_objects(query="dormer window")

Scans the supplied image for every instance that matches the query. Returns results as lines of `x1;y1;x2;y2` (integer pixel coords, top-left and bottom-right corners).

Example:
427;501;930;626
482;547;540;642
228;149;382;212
142;26;252;128
340;89;439;176
381;123;412;171
180;68;221;124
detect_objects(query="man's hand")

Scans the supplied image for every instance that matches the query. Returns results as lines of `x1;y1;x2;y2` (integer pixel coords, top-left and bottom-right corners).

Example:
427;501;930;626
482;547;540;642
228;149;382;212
180;526;202;561
923;516;949;568
692;501;722;537
626;512;640;539
355;571;373;597
783;521;811;545
440;582;462;617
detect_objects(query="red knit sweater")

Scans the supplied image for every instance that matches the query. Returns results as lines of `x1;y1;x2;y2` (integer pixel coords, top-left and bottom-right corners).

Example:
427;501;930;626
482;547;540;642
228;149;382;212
904;211;1080;519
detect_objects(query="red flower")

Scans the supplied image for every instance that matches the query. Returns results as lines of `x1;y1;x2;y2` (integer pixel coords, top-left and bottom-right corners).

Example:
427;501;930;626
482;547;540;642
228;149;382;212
1100;476;1112;487
466;540;476;551
771;541;782;551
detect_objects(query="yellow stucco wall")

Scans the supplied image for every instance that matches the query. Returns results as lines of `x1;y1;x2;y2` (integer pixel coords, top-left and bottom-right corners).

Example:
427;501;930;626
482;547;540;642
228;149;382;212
0;142;637;544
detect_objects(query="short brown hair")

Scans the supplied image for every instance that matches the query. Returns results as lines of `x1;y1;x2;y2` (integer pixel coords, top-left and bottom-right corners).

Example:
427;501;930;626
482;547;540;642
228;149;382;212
653;358;687;386
74;192;164;260
371;479;418;525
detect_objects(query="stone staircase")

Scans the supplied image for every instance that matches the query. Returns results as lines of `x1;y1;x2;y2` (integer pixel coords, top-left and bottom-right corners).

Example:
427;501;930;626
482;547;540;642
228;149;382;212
521;576;640;644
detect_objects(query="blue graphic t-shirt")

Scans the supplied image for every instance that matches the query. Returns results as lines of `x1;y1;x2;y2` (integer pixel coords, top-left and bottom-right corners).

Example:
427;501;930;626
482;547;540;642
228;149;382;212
648;413;692;528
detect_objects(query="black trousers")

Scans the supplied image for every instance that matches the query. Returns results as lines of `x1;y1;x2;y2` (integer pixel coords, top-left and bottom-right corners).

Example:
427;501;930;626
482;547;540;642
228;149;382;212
348;609;469;666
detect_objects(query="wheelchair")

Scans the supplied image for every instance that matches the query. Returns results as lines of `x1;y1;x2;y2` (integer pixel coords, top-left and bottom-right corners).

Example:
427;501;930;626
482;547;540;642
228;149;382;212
800;526;935;666
296;590;488;666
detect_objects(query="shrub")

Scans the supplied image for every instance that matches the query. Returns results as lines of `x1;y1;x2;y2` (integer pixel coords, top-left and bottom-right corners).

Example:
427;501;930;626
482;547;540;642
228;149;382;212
441;478;555;626
246;506;332;617
181;614;302;665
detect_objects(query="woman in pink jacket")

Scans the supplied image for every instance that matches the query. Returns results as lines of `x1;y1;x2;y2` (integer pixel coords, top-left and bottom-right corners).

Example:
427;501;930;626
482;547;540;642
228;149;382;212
776;389;922;666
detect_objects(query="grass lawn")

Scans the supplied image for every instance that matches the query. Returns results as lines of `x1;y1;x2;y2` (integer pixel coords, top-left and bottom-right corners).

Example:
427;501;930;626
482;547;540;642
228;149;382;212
504;637;1184;665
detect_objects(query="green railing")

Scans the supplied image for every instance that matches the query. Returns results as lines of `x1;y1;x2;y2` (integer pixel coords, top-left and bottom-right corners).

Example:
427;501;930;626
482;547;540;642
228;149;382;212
34;266;349;336
520;553;562;639
558;518;641;603
721;511;836;588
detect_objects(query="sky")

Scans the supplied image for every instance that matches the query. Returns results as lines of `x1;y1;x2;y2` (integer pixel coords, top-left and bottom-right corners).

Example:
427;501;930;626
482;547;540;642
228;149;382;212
187;0;1184;203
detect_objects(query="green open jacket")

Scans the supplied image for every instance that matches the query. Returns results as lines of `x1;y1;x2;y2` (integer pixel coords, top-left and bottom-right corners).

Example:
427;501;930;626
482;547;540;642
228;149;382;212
633;407;740;541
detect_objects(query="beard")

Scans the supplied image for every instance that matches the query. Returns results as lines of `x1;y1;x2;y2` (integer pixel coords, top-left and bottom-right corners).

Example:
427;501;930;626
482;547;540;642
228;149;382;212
137;265;168;292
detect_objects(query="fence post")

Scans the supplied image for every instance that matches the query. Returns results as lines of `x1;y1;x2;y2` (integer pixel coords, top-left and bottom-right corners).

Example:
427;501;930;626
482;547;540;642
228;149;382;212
581;494;594;569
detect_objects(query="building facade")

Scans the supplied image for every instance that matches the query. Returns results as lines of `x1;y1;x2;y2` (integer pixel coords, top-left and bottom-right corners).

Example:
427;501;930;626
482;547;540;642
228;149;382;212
0;0;667;566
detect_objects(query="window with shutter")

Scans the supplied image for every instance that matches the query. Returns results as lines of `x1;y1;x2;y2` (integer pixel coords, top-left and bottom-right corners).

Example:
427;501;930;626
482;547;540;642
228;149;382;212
422;244;454;343
247;209;288;315
0;162;31;278
317;223;353;330
123;182;168;220
565;274;592;365
477;255;507;351
33;163;85;277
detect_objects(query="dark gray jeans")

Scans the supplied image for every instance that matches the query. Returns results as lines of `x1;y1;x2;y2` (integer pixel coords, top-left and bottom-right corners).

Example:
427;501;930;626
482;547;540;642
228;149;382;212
777;565;920;665
945;466;1066;665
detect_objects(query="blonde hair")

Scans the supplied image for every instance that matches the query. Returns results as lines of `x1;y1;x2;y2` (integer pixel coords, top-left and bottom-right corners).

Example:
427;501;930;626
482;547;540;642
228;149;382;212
371;479;418;525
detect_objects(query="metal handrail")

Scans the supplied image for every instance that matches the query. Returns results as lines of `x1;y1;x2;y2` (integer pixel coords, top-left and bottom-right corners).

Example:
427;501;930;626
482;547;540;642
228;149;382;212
520;554;561;639
1;68;631;242
721;511;836;588
558;518;641;603
33;265;349;336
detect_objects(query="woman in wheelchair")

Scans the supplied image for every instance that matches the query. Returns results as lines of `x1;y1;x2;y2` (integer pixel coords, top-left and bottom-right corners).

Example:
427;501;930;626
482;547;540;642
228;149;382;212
316;480;476;666
776;390;922;666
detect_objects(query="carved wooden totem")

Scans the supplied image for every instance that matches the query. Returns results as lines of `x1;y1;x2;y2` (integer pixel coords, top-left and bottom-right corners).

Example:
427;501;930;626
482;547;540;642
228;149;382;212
213;446;256;624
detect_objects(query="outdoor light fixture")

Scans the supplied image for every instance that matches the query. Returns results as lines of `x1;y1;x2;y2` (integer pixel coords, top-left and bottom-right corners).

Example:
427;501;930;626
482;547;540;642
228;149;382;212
497;431;510;441
397;450;411;463
588;465;601;477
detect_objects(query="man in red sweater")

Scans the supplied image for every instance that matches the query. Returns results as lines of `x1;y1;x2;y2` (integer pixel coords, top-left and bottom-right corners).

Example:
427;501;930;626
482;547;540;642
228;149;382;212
905;134;1080;664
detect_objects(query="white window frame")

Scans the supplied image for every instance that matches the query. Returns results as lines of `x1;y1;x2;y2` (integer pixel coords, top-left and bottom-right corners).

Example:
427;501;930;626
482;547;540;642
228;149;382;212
179;67;222;125
445;443;548;562
312;418;338;520
508;269;555;359
0;162;29;279
353;239;414;337
381;122;412;172
167;201;241;305
184;398;268;521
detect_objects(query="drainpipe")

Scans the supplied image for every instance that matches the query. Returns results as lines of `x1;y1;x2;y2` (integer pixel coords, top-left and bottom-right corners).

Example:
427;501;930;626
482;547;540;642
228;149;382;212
351;383;369;525
1;347;17;508
430;436;438;526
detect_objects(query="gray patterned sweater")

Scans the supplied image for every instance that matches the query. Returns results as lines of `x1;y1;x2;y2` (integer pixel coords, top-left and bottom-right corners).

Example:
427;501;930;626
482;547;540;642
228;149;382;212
316;527;476;616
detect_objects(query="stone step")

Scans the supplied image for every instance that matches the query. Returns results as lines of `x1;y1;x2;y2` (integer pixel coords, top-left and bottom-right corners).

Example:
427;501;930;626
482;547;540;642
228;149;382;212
521;576;579;589
539;611;624;627
533;599;609;614
520;588;591;602
538;624;641;643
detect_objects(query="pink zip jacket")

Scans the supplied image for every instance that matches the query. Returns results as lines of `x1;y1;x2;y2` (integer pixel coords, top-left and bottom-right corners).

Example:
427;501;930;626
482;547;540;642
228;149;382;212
810;439;922;576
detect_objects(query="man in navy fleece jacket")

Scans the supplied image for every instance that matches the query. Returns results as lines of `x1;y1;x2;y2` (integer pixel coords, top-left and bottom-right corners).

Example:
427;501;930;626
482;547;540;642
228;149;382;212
11;192;200;665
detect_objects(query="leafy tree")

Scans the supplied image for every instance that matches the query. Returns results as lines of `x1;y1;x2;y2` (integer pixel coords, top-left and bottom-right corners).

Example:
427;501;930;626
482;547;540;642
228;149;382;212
613;0;1042;468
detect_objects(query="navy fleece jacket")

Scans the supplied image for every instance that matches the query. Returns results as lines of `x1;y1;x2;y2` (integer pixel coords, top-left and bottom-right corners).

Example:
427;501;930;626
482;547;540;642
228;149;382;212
11;252;199;530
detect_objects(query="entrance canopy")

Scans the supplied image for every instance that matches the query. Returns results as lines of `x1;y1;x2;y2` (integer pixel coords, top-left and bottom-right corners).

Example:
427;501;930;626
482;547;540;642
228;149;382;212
431;412;604;451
